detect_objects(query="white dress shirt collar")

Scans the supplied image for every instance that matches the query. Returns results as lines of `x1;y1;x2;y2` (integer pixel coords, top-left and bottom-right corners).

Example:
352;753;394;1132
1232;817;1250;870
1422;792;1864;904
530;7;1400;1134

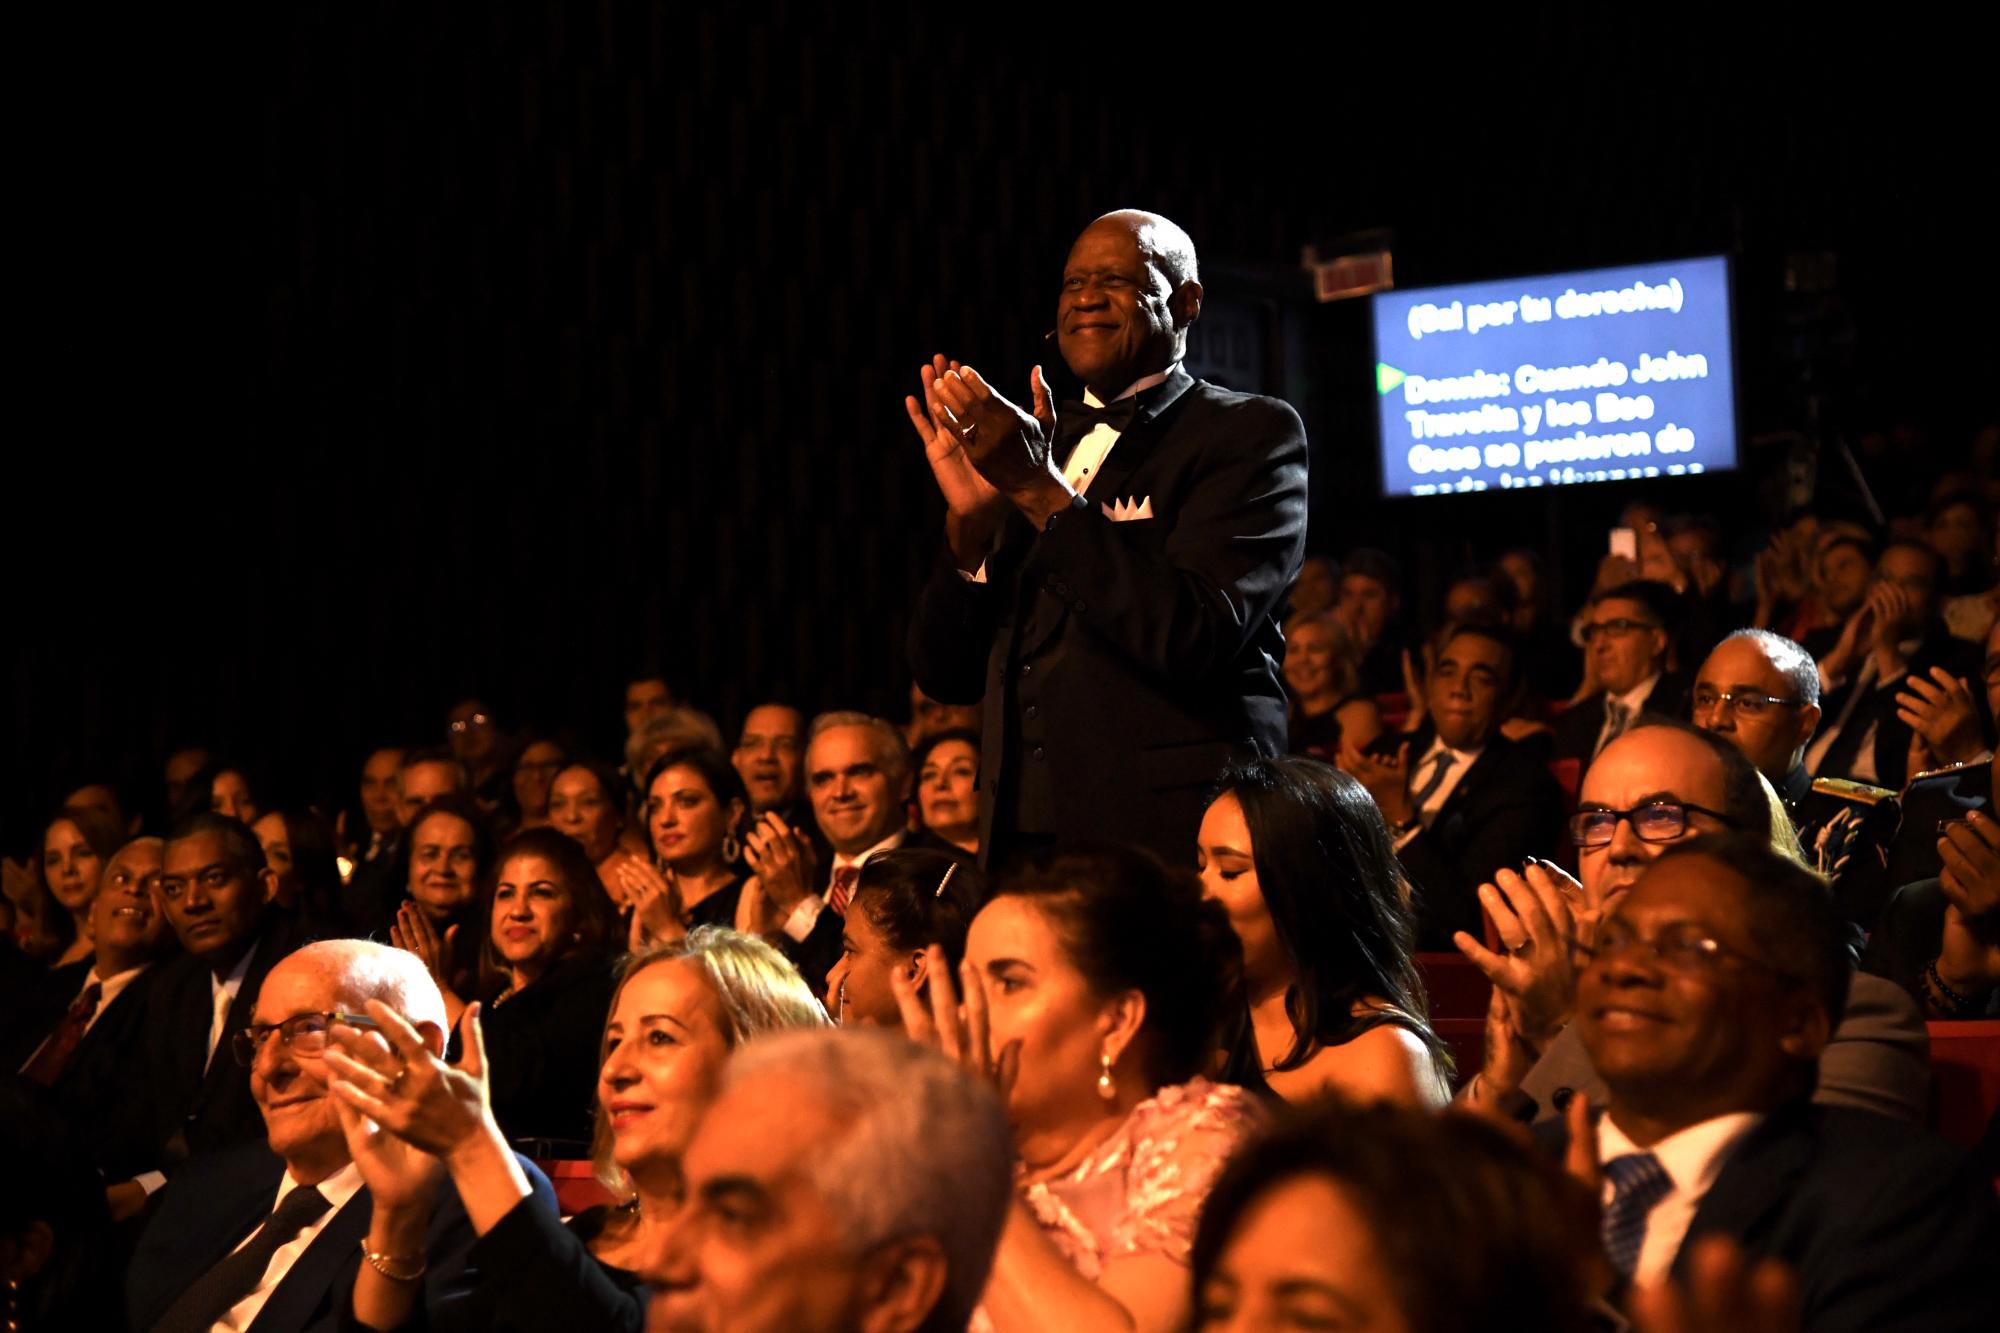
1080;362;1180;408
833;829;908;875
80;962;151;1036
1597;1109;1763;1287
218;1162;367;1331
1609;671;1662;717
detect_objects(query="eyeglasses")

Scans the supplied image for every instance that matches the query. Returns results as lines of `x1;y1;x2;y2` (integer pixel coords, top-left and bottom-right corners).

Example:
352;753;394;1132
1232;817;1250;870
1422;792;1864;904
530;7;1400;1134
232;1011;380;1067
1575;919;1794;981
1569;801;1738;847
1691;686;1803;719
448;713;492;734
1580;618;1659;644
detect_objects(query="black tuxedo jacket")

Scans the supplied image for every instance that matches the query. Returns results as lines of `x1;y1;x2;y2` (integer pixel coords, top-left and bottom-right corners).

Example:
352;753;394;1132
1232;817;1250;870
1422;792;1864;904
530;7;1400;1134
126;1141;557;1333
137;914;312;1172
1539;1102;1998;1331
1372;727;1567;948
908;369;1308;866
1812;626;1988;791
1549;671;1691;774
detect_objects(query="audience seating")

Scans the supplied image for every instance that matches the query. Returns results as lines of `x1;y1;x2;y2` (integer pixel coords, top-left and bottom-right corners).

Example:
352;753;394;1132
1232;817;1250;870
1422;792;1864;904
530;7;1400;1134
1415;952;1492;1022
1433;1017;1485;1084
536;1159;619;1217
1925;1020;2000;1152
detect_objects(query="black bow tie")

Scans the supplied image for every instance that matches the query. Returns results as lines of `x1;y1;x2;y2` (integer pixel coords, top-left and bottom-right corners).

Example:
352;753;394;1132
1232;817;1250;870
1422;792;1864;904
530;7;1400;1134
1056;395;1143;445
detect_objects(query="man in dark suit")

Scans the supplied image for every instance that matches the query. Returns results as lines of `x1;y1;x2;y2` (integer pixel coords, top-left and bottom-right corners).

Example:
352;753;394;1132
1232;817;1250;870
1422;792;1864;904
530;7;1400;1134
1347;621;1567;947
13;836;174;1182
1466;724;1928;1126
1551;580;1689;783
126;938;556;1333
1552;835;1996;1329
113;814;313;1218
905;210;1307;868
742;712;912;996
1807;540;1989;790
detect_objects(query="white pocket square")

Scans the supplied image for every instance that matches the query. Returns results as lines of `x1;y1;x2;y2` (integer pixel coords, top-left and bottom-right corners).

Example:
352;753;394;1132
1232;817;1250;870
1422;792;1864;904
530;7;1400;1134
1102;495;1154;522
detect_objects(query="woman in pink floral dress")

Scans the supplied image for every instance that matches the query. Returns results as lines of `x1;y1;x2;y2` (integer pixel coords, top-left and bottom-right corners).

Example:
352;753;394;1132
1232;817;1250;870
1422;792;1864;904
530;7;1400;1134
896;844;1265;1333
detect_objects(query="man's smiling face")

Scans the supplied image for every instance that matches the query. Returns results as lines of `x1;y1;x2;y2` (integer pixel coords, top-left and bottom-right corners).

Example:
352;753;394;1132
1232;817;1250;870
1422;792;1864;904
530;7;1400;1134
248;956;359;1168
1055;217;1184;398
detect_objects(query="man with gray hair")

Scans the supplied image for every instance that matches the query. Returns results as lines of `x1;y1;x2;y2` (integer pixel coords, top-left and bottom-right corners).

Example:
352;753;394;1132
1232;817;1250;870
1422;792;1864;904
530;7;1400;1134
126;939;554;1333
1692;628;1824;812
740;711;911;993
649;1027;1012;1333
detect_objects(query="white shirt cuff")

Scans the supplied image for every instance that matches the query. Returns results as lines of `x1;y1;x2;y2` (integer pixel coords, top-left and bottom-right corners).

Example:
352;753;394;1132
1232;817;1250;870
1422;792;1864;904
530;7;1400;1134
782;896;826;941
136;1171;168;1196
957;561;989;584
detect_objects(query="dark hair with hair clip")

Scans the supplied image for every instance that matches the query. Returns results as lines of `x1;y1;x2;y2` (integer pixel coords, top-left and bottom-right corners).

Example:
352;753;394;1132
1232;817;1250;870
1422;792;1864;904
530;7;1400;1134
851;848;987;976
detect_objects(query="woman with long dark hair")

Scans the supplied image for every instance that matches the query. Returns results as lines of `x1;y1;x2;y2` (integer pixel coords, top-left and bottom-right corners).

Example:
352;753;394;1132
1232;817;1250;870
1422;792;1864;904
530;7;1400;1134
1197;755;1451;1106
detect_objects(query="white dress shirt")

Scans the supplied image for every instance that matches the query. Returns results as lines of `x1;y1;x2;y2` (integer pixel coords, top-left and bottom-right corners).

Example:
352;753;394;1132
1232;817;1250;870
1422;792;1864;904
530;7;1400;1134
1593;672;1662;757
207;941;261;1071
218;1162;367;1331
960;364;1180;584
1392;736;1485;850
781;829;908;941
1597;1111;1763;1287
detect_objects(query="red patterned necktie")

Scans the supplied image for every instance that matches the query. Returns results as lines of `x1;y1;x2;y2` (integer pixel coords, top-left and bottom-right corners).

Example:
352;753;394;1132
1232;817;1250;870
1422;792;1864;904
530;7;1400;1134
22;980;102;1086
828;865;860;915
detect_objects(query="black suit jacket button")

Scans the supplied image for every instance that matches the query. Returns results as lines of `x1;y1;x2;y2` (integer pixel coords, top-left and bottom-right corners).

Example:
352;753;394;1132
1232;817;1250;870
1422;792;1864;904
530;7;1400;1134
1032;746;1046;761
1074;601;1087;613
1025;705;1039;720
1020;663;1033;677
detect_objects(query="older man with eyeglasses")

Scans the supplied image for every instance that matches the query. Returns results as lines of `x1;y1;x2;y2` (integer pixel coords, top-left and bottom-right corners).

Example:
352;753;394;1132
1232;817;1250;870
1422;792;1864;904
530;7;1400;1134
1453;721;1929;1127
1548;834;1997;1329
125;939;554;1333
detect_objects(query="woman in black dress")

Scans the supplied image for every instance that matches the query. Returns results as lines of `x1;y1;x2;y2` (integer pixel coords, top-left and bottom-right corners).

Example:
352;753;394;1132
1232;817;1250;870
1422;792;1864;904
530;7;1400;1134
467;825;624;1149
614;747;751;948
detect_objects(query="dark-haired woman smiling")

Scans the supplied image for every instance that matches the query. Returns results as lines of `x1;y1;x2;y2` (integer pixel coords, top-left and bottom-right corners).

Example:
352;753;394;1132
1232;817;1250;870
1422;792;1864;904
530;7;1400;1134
471;826;625;1146
1197;756;1451;1107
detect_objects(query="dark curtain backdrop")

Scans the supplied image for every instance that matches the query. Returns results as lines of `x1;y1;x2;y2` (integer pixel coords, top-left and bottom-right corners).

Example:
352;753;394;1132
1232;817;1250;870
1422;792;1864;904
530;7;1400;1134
10;6;1991;848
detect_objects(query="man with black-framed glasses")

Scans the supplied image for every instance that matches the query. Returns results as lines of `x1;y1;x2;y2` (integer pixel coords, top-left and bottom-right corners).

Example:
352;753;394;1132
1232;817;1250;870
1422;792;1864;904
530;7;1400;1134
1549;835;1997;1329
1457;722;1928;1131
1552;580;1688;782
126;939;555;1333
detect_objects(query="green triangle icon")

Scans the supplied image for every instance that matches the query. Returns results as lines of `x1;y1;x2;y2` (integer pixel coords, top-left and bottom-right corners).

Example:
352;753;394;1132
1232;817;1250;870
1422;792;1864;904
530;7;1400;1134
1376;363;1407;396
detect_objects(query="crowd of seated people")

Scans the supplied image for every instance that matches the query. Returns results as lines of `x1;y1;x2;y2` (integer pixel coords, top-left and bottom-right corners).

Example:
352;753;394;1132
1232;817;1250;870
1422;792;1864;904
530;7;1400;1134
5;449;2000;1331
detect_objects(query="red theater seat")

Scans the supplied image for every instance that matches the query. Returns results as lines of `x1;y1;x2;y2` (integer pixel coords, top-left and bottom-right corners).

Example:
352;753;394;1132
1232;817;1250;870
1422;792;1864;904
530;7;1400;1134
1416;952;1493;1022
1925;1020;2000;1151
537;1159;619;1216
1434;1018;1485;1083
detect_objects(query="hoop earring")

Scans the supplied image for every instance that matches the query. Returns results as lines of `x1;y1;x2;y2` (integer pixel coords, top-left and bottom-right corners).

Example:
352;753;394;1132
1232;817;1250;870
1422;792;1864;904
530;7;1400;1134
1097;1049;1116;1101
721;833;741;863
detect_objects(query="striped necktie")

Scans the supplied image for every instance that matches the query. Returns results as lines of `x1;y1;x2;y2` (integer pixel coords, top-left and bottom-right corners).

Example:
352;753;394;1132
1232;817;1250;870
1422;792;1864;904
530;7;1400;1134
1600;1151;1672;1278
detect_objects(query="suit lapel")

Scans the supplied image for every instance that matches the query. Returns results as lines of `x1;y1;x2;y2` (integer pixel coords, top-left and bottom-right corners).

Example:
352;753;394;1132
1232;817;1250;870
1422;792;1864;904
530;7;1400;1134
1671;1103;1814;1279
1435;739;1508;823
1076;368;1191;512
142;1154;288;1326
1010;372;1196;664
248;1188;373;1333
